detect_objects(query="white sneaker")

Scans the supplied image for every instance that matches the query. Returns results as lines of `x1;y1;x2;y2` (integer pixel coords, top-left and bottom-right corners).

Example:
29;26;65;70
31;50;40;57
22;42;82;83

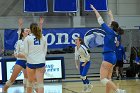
116;89;126;93
121;90;126;93
81;85;88;92
86;84;93;92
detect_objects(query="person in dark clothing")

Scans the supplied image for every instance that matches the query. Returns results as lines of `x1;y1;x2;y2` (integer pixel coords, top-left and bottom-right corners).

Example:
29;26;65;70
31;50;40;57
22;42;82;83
115;41;126;80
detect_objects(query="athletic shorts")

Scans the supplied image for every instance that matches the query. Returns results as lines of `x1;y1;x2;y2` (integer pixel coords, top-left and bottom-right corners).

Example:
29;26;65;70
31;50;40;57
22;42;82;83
80;61;91;76
116;60;123;67
16;60;27;69
103;51;117;65
27;63;45;69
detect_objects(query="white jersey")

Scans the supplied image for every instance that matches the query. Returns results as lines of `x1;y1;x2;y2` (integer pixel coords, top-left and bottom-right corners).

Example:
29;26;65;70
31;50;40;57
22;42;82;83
75;45;90;62
24;34;47;64
14;40;26;60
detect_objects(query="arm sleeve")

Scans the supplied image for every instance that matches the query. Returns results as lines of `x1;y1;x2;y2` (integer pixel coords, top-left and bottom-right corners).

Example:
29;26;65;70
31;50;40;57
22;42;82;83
14;41;20;54
80;47;90;62
23;37;29;57
75;47;79;60
101;23;115;35
98;17;104;25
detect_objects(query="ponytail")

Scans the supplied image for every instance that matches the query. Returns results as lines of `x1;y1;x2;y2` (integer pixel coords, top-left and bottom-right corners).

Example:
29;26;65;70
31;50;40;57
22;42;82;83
117;27;124;35
111;21;124;35
30;23;42;40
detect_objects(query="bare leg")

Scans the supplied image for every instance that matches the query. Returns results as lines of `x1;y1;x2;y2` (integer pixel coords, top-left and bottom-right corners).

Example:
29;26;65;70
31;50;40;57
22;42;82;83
22;69;28;92
3;65;23;92
106;66;114;93
100;61;118;93
26;67;36;93
35;67;45;93
116;66;119;79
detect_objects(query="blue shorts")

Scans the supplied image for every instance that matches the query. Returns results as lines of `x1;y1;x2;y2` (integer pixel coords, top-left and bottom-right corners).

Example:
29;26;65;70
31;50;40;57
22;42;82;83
27;63;45;69
103;52;117;65
80;61;91;76
16;60;27;69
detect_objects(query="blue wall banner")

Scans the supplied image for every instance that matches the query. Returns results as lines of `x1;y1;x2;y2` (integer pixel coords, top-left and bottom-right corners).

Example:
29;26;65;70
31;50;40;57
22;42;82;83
4;28;106;50
24;0;48;12
53;0;78;12
84;0;108;11
4;29;18;50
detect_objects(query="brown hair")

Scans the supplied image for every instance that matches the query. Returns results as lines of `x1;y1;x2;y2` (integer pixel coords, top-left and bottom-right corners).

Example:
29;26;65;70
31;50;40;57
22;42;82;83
111;21;124;35
19;28;25;40
30;23;42;40
77;37;84;45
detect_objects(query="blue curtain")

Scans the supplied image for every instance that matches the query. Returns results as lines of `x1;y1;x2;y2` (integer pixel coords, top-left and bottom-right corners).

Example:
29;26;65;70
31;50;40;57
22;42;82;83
24;0;48;12
53;0;77;12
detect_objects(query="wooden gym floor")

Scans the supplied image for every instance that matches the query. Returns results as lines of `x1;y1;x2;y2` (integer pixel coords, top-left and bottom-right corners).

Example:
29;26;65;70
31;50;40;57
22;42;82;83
0;78;140;93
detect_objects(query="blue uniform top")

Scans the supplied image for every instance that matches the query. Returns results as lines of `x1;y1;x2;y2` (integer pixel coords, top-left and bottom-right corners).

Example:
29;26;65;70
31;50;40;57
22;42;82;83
117;35;121;42
101;23;118;52
115;45;126;61
135;56;140;63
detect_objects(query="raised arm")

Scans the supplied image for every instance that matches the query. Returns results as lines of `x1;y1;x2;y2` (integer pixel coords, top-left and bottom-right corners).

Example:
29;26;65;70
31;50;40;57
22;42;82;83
90;4;102;19
39;17;44;32
18;18;23;30
108;10;115;25
18;18;23;32
90;4;104;26
43;36;47;56
17;18;23;39
90;4;114;34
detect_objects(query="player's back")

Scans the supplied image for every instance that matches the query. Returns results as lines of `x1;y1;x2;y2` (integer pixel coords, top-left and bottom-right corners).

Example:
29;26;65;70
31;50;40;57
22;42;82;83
24;34;47;64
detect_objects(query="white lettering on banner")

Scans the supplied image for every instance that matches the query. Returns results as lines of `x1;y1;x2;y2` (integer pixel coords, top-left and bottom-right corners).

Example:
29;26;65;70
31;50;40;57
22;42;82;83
72;33;80;44
45;33;80;45
56;33;70;44
45;33;55;45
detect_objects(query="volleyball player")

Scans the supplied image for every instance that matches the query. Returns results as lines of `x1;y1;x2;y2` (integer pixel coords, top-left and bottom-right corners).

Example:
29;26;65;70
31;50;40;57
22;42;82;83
3;28;29;93
75;37;93;92
24;23;47;93
90;4;126;93
18;17;44;93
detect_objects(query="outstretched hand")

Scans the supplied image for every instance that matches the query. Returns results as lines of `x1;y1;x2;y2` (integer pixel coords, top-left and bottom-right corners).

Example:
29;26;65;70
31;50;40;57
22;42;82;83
108;10;113;15
90;4;94;9
39;16;44;24
18;18;23;27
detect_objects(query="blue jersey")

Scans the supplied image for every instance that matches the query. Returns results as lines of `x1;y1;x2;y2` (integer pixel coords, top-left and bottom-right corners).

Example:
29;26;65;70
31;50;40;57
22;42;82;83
135;56;140;63
117;35;121;42
115;45;126;61
101;23;118;52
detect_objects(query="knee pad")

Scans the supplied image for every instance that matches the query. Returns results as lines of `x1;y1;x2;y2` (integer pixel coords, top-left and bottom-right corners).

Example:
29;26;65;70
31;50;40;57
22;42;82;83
100;78;110;86
80;76;86;80
6;80;14;86
34;82;44;88
23;78;27;85
26;80;33;88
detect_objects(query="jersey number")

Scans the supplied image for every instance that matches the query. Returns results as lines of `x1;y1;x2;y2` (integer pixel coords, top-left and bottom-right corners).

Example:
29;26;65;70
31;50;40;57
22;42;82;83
34;38;40;45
